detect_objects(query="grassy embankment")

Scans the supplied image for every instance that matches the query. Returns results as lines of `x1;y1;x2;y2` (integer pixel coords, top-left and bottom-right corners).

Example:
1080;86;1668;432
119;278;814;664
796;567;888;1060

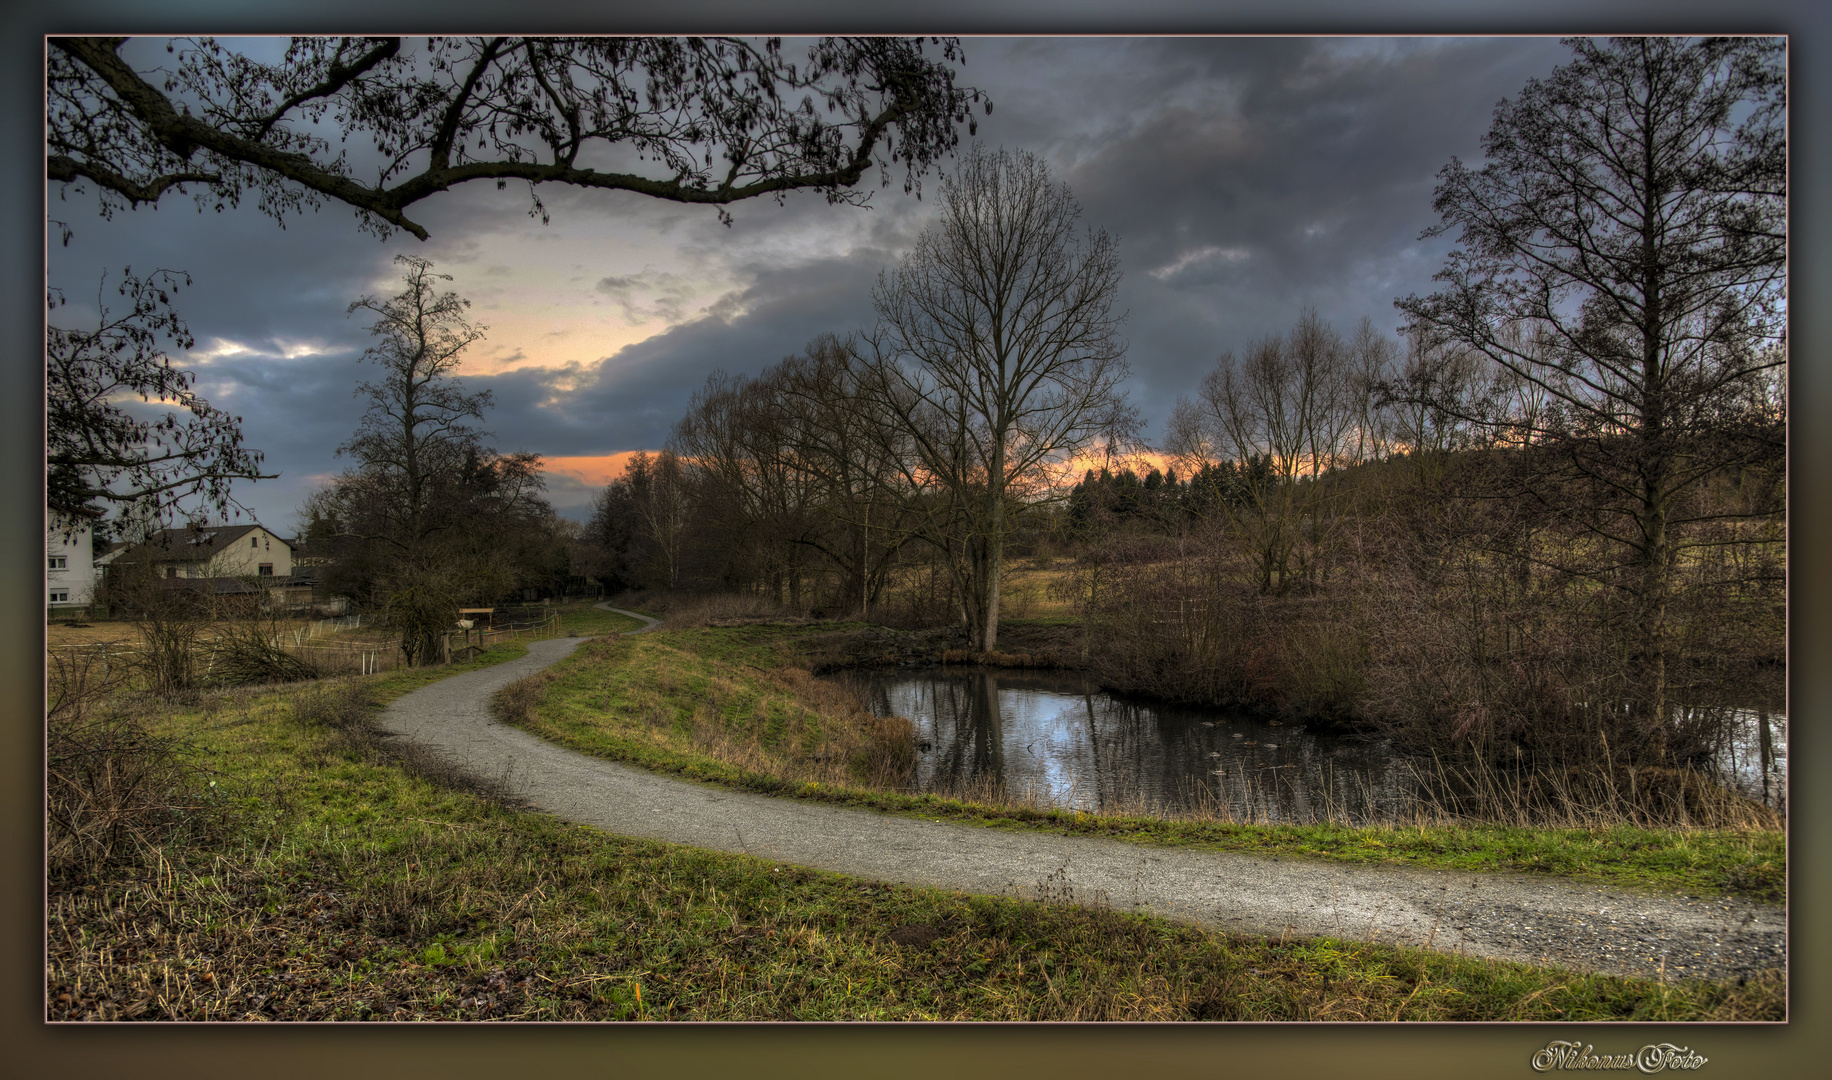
501;612;1783;903
46;622;1782;1020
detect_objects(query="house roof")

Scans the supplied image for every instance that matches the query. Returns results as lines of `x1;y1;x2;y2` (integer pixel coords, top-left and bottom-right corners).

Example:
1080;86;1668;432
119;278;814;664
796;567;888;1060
115;523;292;563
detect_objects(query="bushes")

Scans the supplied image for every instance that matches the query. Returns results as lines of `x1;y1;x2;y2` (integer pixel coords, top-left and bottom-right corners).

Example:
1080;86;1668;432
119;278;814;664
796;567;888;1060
46;653;231;877
202;613;322;686
1087;547;1368;723
490;667;557;727
289;678;379;736
660;592;807;627
1076;519;1780;826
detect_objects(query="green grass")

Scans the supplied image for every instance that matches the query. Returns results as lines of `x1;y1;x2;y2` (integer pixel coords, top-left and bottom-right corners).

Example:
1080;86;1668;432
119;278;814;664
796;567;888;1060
499;625;904;792
548;601;647;637
510;623;1785;903
45;654;1783;1021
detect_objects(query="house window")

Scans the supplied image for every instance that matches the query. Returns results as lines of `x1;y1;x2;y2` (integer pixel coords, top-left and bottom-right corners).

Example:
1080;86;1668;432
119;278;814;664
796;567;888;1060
258;563;274;576
166;567;178;578
252;536;259;548
49;591;68;603
48;556;66;570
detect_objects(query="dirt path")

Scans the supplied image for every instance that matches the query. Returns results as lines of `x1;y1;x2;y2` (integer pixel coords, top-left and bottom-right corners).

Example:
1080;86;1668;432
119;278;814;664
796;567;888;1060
376;607;1785;983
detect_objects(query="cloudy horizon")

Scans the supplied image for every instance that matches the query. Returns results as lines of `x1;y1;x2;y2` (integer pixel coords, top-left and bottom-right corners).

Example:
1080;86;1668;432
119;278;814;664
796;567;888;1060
48;35;1580;536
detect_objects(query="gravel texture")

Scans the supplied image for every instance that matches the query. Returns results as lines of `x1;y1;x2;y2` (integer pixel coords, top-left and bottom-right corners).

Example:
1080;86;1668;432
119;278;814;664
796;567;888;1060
374;605;1786;983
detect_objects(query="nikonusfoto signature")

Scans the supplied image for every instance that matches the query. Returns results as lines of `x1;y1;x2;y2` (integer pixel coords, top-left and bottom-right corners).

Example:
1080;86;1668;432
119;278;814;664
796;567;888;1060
1531;1040;1708;1073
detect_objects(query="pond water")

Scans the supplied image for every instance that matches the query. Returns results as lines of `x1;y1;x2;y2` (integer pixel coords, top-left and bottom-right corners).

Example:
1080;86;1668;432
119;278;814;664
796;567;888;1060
823;666;1788;822
824;666;1415;822
1712;707;1788;808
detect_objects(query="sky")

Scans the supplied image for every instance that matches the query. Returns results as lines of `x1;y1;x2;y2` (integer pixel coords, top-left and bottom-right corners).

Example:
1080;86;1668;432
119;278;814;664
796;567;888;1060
47;35;1584;534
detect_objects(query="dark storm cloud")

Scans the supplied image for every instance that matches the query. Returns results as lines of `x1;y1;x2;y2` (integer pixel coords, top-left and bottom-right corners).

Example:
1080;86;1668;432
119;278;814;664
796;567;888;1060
46;193;407;530
475;246;896;469
518;36;1575;455
959;37;1573;430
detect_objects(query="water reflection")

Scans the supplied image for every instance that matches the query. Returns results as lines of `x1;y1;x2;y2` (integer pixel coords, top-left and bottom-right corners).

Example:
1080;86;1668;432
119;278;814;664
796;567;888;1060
1711;708;1788;809
826;666;1415;823
827;666;1790;822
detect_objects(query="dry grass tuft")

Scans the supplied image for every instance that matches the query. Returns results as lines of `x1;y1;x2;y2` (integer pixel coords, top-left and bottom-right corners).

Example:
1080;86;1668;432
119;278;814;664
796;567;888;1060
1406;754;1783;833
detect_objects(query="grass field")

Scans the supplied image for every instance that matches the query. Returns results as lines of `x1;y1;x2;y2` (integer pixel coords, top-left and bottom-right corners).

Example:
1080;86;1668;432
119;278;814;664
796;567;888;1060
46;644;1783;1021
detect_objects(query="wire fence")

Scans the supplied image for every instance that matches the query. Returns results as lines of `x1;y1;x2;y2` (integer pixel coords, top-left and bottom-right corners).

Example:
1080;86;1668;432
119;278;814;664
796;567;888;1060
47;611;565;680
269;613;368;648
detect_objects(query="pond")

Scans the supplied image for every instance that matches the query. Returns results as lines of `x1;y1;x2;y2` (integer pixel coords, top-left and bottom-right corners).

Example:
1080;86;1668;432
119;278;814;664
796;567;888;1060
823;666;1788;823
824;666;1414;822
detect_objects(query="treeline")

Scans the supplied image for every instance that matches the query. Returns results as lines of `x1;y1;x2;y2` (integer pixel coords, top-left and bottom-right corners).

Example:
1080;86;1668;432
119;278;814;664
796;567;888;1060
585;294;1784;802
585;336;958;624
1065;459;1276;532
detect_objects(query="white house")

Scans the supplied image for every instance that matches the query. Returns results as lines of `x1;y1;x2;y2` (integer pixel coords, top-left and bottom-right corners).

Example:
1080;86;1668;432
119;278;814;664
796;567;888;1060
46;509;100;609
113;522;295;580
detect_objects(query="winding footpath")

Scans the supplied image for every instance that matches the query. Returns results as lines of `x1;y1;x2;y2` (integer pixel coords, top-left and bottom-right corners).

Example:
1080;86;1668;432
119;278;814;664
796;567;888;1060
376;604;1785;983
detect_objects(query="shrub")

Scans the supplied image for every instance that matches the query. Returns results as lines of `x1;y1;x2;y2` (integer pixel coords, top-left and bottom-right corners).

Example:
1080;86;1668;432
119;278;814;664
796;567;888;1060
46;653;230;877
202;613;321;686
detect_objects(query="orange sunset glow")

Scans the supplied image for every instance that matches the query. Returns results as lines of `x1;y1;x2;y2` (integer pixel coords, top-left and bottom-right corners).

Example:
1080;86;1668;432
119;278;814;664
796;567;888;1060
540;452;652;488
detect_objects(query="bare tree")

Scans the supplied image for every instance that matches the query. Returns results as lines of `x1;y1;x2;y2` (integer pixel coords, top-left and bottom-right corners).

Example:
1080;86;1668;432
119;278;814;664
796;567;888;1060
863;144;1131;651
671;369;821;603
766;336;921;616
338;254;491;556
1394;37;1786;756
49;37;987;241
667;336;920;613
1167;310;1379;595
47;269;273;526
668;372;768;591
1343;317;1401;470
307;255;556;664
622;451;690;591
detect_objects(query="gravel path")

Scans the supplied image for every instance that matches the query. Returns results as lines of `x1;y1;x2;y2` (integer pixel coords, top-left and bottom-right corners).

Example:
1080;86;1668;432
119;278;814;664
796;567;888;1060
376;606;1785;983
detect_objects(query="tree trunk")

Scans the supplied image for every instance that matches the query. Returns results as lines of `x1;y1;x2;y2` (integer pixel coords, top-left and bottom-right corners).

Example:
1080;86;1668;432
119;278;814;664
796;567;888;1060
981;530;1003;653
1632;477;1674;763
